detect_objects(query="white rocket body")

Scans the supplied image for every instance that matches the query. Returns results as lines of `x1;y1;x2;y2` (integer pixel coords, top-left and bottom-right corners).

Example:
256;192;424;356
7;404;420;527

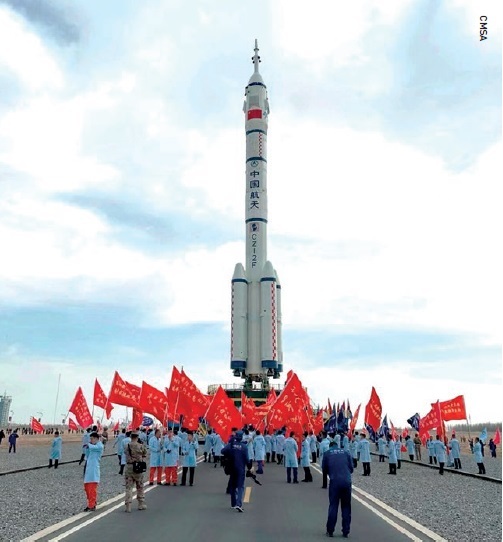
231;41;283;382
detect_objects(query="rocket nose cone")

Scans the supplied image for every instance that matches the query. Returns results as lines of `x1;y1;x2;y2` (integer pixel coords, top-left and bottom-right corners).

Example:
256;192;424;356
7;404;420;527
274;269;281;286
232;263;247;280
261;261;275;279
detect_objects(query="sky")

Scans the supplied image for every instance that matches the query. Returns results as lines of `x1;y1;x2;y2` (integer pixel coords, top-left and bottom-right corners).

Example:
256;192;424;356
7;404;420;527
0;0;501;428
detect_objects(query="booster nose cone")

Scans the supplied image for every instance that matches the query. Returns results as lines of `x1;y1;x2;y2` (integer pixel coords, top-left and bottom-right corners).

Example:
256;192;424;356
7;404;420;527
232;263;247;281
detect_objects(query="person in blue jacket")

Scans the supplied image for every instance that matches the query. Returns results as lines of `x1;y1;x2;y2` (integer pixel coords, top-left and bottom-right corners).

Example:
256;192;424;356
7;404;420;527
377;435;387;462
283;431;299;483
264;430;272;463
253;430;266;474
319;432;332;488
203;429;214;463
83;432;103;512
322;444;354;538
180;431;199;486
357;433;371;476
473;437;486;474
432;435;447;475
148;429;163;485
49;431;62;469
221;430;249;512
405;436;415;461
449;435;462;469
387;438;397;475
300;432;313;482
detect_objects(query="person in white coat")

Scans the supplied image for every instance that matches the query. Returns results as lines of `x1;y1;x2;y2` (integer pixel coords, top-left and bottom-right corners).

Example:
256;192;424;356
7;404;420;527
253;430;266;474
49;431;62;469
148;429;163;485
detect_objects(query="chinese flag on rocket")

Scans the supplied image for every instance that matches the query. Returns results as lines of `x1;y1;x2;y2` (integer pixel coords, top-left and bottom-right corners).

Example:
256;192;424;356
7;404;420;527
205;386;242;441
364;387;382;431
69;387;94;428
30;416;44;433
107;371;139;409
94;379;113;418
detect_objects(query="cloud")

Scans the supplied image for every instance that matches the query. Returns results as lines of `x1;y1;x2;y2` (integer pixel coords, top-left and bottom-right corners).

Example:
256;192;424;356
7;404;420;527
0;0;82;45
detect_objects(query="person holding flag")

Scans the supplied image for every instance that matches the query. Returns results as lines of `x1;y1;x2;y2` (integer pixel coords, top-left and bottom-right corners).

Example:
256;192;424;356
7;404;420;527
83;431;103;512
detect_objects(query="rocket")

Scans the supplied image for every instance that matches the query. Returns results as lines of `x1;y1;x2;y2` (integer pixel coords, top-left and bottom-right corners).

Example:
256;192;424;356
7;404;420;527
231;40;283;384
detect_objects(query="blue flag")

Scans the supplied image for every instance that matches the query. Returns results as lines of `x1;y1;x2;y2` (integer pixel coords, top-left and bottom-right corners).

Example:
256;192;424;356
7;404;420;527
324;413;337;434
336;407;348;433
142;416;154;427
479;428;487;443
378;415;389;438
407;413;420;432
365;423;376;442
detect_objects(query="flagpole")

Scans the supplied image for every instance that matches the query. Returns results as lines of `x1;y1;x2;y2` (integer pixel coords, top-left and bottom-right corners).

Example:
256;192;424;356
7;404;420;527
466;414;472;439
52;373;61;425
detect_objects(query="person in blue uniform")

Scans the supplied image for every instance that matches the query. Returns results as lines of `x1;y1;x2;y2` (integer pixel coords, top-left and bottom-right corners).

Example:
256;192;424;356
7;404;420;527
180;431;199;486
78;428;91;465
427;436;437;465
162;429;180;485
395;437;402;469
113;429;126;470
221;430;249;512
283;431;299;483
357;433;371;476
322;443;354;538
309;430;318;463
49;431;62;469
276;430;285;465
449;435;462;469
405;436;415;461
319;432;332;488
377;435;386;462
264;430;272;463
148;429;163;485
83;432;103;511
203;429;214;462
300;432;313;482
432;435;447;475
213;432;224;468
253;430;266;474
387;438;397;475
473;437;486;474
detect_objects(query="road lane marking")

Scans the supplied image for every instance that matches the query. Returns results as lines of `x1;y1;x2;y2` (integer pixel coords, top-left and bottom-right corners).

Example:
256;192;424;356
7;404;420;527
311;463;447;541
243;486;252;503
22;458;204;542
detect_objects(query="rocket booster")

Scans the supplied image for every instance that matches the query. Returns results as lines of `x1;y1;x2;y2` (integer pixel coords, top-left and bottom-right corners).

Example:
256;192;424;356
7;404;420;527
231;41;283;382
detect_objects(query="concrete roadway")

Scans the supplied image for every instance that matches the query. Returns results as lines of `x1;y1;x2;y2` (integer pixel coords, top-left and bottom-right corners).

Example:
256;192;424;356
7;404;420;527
35;459;444;542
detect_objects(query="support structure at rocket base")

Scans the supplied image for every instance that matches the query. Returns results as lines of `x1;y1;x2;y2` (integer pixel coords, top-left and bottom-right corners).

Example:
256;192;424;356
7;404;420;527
230;40;283;391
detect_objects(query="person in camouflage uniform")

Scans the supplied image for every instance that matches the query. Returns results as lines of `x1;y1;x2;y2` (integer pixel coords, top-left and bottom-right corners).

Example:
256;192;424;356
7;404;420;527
124;431;147;512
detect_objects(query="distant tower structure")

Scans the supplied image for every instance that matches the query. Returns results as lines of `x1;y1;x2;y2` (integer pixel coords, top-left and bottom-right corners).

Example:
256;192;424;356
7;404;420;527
0;393;13;426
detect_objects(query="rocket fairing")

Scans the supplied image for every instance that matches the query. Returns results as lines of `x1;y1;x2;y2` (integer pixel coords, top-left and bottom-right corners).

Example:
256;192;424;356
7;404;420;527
231;40;282;383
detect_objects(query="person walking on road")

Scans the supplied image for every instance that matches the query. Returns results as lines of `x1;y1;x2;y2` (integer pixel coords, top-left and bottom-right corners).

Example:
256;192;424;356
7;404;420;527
301;432;313;482
322;443;354;538
473;437;486;474
180;431;198;486
124;431;147;512
432;435;447;475
449;434;462;469
221;430;249;512
148;429;163;485
8;430;19;453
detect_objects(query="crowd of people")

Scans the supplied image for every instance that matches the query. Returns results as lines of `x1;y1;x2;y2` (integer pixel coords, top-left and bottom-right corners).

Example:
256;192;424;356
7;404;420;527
0;422;498;538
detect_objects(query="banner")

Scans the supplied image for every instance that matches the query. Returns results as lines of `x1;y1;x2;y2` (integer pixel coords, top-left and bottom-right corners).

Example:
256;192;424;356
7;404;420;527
69;387;94;428
420;401;442;433
139;381;169;421
93;379;113;418
68;418;79;431
493;428;501;446
30;416;44;433
205;386;242;440
364;387;382;432
108;372;140;409
438;395;467;421
166;366;182;418
348;403;361;437
407;413;420;431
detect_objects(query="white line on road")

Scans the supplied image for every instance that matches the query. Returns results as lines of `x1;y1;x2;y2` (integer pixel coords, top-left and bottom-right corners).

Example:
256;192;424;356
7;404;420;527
22;458;204;542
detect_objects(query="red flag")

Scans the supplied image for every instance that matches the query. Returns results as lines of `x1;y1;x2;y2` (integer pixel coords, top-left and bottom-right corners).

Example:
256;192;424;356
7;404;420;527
30;416;44;433
364;387;382;431
205;386;242;441
93;379;113;418
266;388;277;405
139;381;169;421
68;418;79;431
113;420;120;431
312;410;324;434
438;395;467;421
493;428;501;445
349;404;361;438
107;371;140;409
177;370;209;418
420;401;442;433
125;381;141;405
390;420;397;441
268;373;308;431
402;427;409;438
247;109;262;120
69;387;94;428
131;408;143;430
166;366;182;417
